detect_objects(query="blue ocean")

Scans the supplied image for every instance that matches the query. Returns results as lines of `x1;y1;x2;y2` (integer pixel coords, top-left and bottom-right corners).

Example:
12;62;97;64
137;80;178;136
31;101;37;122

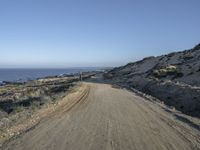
0;68;100;82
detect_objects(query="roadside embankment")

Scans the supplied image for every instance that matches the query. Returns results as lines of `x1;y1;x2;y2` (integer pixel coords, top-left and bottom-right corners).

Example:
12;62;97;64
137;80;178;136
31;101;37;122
104;43;200;118
0;73;92;146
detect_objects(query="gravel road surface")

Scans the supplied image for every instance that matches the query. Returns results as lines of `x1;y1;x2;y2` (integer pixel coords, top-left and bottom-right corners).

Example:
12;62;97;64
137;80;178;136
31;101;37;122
3;81;200;150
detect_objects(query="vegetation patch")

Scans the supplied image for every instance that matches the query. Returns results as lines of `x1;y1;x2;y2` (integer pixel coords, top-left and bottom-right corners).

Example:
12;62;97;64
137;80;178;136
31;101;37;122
183;54;194;61
152;65;183;78
0;76;78;135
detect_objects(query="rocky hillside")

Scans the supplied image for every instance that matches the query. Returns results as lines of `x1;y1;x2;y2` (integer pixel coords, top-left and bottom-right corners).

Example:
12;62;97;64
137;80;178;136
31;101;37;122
105;43;200;117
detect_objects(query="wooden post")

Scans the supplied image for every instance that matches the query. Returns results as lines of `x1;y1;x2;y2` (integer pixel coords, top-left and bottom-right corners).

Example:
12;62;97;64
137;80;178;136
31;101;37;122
79;72;82;81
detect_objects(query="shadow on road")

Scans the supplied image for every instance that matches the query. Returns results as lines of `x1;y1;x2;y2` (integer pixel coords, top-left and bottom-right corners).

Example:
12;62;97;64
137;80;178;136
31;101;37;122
84;73;108;84
84;73;123;90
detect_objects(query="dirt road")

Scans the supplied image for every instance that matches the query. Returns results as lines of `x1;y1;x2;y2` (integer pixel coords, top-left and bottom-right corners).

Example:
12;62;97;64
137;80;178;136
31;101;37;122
2;82;200;150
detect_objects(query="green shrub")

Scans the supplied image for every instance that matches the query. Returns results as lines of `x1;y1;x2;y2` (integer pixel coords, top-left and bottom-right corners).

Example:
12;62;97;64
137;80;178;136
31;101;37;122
31;101;41;110
14;107;25;113
153;65;180;78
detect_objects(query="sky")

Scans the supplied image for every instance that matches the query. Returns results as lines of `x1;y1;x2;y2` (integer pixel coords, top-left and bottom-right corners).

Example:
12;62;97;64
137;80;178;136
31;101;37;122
0;0;200;68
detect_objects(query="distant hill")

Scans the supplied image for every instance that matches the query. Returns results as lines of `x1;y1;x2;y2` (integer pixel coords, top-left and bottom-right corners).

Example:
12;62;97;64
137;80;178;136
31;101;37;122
104;43;200;117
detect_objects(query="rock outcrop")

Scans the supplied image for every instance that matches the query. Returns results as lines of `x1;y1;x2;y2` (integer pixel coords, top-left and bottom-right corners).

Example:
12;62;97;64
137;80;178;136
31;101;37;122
104;43;200;117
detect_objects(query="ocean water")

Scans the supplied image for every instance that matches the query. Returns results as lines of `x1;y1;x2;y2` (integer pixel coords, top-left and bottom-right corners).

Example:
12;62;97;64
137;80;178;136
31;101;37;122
0;68;100;82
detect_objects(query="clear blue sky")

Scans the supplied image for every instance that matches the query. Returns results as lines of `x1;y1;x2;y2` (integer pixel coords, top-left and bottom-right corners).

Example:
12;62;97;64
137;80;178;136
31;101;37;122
0;0;199;68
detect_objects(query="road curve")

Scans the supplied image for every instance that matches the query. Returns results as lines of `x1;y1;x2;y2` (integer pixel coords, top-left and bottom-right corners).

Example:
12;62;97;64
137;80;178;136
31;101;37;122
3;82;200;150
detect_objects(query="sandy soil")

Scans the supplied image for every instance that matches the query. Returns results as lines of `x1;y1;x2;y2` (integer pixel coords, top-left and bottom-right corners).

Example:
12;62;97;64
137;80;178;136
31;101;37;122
2;82;200;150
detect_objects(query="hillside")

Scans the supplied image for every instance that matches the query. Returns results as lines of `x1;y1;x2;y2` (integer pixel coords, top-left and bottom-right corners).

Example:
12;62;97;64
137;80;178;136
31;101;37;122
104;43;200;117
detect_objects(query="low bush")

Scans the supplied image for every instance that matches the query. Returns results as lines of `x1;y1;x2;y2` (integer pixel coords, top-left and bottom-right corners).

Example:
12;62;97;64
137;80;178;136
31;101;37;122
152;65;181;78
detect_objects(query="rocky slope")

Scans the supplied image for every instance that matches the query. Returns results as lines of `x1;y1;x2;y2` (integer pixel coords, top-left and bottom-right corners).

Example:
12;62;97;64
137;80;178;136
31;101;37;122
104;43;200;118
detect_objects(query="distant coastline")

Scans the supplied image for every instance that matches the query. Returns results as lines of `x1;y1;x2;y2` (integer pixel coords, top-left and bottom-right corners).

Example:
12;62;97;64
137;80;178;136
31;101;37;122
0;67;108;82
